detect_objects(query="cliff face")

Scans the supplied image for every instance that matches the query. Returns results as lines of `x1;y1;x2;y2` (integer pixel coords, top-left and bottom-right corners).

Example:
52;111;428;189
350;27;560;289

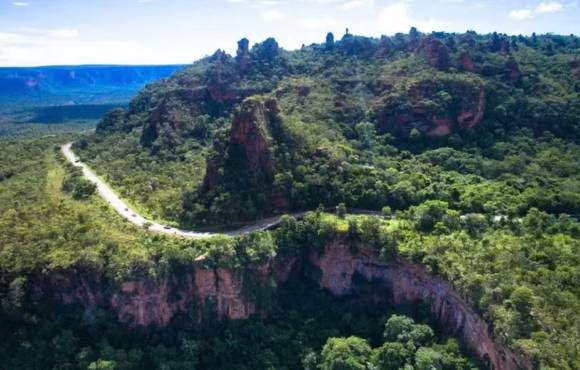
310;242;529;370
201;97;287;213
229;98;275;174
375;78;487;138
30;239;529;370
417;36;451;71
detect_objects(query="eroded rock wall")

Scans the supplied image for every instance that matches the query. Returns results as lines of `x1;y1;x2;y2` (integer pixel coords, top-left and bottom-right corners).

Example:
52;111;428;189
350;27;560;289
310;241;529;370
30;240;529;370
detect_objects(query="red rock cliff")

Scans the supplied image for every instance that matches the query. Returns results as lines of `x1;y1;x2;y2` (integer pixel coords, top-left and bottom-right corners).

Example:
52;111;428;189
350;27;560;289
310;241;530;370
31;240;530;370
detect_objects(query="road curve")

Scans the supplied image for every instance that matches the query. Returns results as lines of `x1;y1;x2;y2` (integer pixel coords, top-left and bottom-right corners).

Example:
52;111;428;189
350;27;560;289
62;143;532;238
61;143;307;238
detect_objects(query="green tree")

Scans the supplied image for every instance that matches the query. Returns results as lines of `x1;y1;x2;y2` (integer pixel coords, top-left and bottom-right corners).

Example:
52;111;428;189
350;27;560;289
356;122;376;149
88;360;117;370
414;347;443;370
373;342;409;369
320;337;373;370
337;203;347;219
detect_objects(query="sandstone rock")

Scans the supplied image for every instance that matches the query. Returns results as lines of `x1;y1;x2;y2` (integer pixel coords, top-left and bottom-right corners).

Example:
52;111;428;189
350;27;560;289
229;98;274;174
457;88;486;129
236;38;251;73
200;97;284;213
375;79;486;137
505;56;522;84
206;50;240;102
376;36;393;58
32;239;531;370
325;32;335;50
309;241;531;370
459;51;476;73
417;36;450;71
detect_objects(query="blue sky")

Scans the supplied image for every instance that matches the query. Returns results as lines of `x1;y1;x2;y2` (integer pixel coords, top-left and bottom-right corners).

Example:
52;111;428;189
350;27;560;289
0;0;578;66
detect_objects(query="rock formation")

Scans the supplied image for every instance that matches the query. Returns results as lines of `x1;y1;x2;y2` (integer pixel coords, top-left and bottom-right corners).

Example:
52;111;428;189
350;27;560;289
418;36;450;71
459;51;476;72
229;98;275;173
458;89;487;130
325;32;335;50
376;35;393;58
30;238;531;370
236;38;251;73
202;97;277;194
375;79;486;138
505;57;522;85
310;241;529;370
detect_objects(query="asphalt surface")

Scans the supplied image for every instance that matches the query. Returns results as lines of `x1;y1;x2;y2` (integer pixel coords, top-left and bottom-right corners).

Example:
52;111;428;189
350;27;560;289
62;143;306;238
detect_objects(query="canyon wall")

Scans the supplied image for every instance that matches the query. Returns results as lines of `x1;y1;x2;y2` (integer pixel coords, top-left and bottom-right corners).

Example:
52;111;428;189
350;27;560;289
30;238;530;370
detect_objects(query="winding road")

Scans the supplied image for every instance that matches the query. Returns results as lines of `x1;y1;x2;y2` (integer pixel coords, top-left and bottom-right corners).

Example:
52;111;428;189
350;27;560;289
62;143;533;239
62;143;307;238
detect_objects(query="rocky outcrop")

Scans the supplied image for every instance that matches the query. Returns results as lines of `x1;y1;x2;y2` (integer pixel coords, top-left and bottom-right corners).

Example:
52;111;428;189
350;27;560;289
459;51;476;73
33;266;259;328
310;241;530;370
505;57;522;85
110;268;256;326
201;97;279;204
205;50;240;102
376;36;393;58
236;38;251;73
31;239;530;370
375;79;486;137
458;89;486;129
418;36;450;71
230;98;275;173
325;32;335;50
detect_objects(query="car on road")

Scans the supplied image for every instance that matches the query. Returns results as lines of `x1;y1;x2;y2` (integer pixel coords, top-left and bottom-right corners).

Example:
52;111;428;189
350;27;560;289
132;214;136;217
164;226;172;230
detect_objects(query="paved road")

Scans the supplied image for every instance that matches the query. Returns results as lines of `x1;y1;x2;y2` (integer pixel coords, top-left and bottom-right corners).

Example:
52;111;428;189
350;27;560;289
62;143;537;239
62;143;306;238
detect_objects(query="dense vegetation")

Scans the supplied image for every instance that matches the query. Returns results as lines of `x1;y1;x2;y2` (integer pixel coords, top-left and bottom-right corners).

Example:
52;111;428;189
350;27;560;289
77;31;580;226
1;135;579;368
1;29;579;369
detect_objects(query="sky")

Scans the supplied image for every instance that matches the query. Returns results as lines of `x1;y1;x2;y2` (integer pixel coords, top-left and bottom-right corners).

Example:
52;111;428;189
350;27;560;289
0;0;578;67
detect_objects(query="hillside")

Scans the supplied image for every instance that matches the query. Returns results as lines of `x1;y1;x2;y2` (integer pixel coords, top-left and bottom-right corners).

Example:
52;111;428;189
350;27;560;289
0;30;579;370
77;31;580;225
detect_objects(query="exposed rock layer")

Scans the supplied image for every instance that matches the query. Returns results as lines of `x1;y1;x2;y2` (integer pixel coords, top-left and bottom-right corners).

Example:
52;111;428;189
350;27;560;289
375;79;487;138
30;239;530;370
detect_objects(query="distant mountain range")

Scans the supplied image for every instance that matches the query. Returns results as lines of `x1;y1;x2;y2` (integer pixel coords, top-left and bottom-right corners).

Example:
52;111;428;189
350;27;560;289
0;64;184;109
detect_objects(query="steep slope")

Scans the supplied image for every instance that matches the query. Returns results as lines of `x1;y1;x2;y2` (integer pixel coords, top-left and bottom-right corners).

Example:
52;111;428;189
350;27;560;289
30;237;529;370
79;31;580;225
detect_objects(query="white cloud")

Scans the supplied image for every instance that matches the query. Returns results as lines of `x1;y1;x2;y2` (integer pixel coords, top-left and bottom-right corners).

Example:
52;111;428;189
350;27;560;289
376;1;448;35
48;29;79;38
12;2;29;6
509;1;564;21
509;9;534;20
340;0;364;10
260;9;285;20
535;1;563;13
